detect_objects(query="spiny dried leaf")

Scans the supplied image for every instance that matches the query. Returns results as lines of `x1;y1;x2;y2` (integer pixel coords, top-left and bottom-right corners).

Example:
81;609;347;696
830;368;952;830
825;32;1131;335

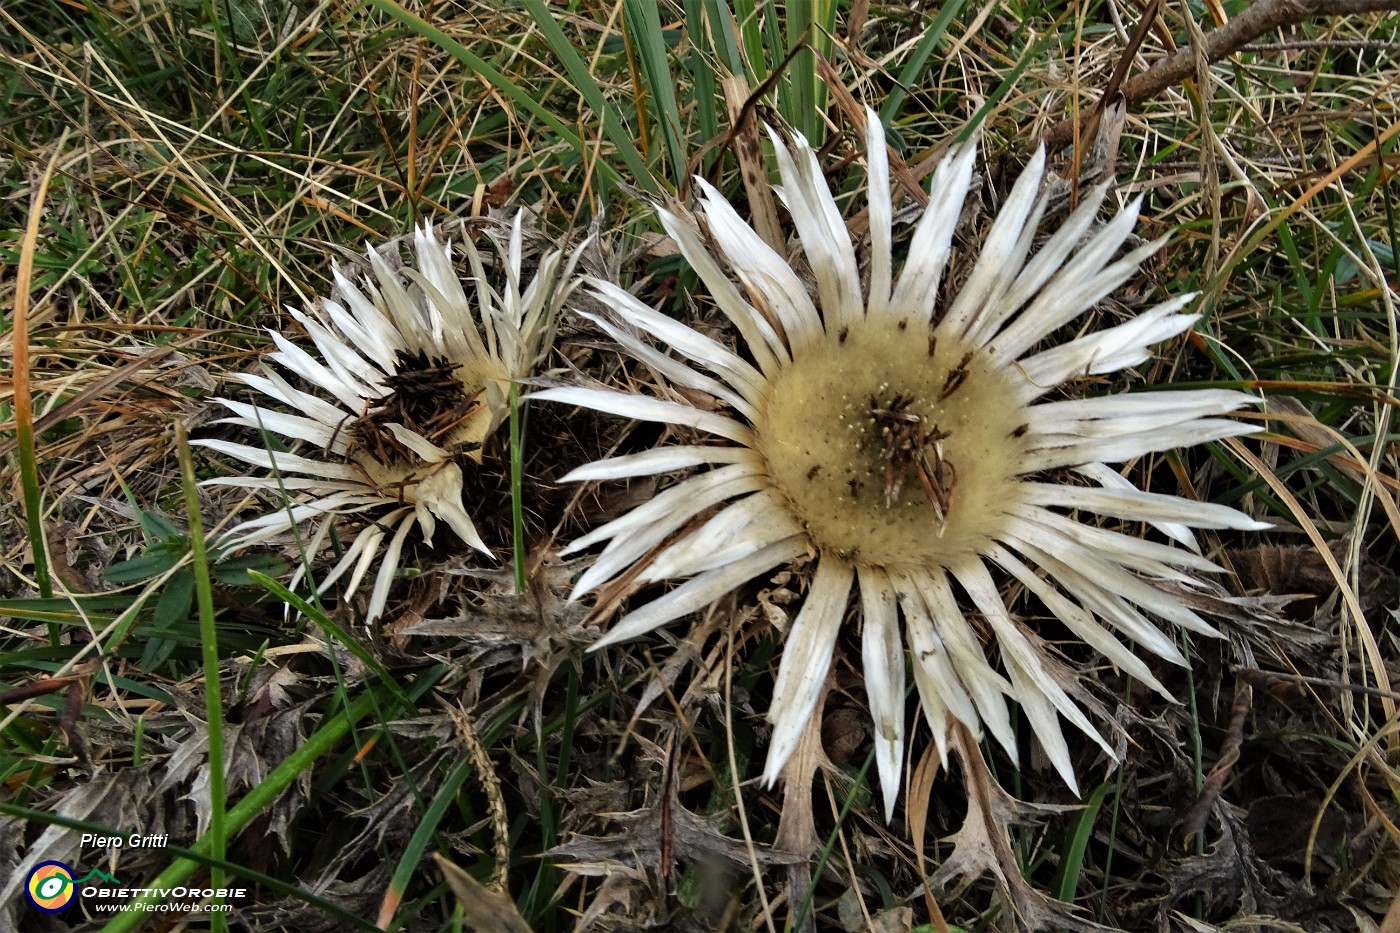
434;853;532;933
577;865;659;931
555;778;635;816
550;798;800;874
393;590;591;656
242;663;304;713
1160;808;1278;924
166;704;310;847
635;610;725;720
241;864;392;933
930;726;1109;932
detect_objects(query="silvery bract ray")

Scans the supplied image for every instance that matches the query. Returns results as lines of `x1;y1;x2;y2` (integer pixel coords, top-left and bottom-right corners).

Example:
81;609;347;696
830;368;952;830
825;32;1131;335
540;110;1265;819
198;213;583;623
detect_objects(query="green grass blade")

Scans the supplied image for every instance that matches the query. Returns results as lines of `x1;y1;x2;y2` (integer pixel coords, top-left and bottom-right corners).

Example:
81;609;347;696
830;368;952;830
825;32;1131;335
625;0;686;182
699;0;746;78
958;36;1054;145
10;135;67;605
730;0;768;87
793;748;874;930
683;0;720;144
517;0;661;194
380;756;476;928
360;0;636;192
881;0;972;123
1052;780;1110;902
783;0;836;138
176;424;226;929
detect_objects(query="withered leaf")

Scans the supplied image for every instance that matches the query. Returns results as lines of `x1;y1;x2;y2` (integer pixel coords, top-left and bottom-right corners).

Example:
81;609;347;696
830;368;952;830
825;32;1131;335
550;798;800;874
434;853;532;933
930;725;1110;932
1231;542;1396;622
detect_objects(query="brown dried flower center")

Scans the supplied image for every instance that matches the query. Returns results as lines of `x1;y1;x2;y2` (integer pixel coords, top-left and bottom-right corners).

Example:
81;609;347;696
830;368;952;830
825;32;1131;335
753;317;1030;571
344;349;504;499
350;351;481;463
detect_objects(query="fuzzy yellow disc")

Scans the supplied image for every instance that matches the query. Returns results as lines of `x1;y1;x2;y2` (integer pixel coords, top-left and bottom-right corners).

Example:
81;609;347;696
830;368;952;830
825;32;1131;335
753;316;1031;571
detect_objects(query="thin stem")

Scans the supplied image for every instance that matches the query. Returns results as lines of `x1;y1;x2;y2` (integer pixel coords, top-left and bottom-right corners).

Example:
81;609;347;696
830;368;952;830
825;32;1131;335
175;424;226;929
12;129;69;610
509;381;527;595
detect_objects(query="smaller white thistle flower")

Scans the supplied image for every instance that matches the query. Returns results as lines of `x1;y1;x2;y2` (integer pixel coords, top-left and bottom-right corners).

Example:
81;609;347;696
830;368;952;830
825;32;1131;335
539;111;1269;819
198;213;582;623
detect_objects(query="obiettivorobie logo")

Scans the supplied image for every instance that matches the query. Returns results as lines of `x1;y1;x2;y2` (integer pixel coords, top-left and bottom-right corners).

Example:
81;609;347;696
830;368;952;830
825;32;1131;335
24;839;246;917
24;861;122;913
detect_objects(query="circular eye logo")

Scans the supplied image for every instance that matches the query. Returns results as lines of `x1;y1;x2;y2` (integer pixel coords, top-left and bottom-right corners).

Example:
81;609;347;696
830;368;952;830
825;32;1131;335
26;861;76;913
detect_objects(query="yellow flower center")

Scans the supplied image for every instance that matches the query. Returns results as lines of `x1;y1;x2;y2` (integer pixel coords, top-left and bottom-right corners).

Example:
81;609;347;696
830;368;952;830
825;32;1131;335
754;316;1030;571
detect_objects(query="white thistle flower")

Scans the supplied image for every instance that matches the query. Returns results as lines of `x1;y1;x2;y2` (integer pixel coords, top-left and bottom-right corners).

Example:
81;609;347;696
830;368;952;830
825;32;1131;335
539;111;1267;819
197;213;582;623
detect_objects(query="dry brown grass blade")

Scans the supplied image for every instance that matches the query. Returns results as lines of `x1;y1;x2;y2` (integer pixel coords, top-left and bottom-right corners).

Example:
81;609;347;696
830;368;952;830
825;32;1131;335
679;42;804;208
1263;397;1400;535
0;659;98;706
1238;668;1400;705
1355;761;1400;853
1304;716;1400;887
815;57;926;206
1068;0;1162;203
1206;110;1400;315
433;853;533;933
1261;434;1400;496
721;74;785;252
1225;437;1396;730
8;128;70;604
0;551;189;737
821;766;874;931
0;346;175;460
0;6;322;306
908;740;951;933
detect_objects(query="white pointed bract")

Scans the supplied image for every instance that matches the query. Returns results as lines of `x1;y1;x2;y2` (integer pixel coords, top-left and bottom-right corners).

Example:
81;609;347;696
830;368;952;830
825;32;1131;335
542;111;1266;820
198;213;583;623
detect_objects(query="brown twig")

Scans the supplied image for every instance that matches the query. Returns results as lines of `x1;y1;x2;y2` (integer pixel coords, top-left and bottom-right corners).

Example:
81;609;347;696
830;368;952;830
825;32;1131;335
1070;0;1162;204
1238;667;1400;704
680;37;807;204
1041;0;1400;152
815;56;928;205
1182;681;1252;838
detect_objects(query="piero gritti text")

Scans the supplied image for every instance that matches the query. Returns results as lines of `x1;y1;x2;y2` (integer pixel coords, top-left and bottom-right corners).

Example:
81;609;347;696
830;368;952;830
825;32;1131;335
80;832;169;849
